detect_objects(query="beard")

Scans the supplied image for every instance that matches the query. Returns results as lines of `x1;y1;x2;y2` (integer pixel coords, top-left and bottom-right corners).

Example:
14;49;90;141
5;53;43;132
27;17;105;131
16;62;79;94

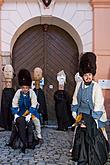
84;81;92;85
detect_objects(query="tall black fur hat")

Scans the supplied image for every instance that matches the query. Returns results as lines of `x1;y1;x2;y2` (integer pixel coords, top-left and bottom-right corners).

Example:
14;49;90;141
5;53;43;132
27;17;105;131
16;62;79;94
18;69;32;86
79;52;97;77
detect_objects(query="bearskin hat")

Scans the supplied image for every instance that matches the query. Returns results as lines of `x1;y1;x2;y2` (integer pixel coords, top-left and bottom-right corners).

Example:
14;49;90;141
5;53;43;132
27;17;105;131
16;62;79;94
79;52;97;77
18;69;32;86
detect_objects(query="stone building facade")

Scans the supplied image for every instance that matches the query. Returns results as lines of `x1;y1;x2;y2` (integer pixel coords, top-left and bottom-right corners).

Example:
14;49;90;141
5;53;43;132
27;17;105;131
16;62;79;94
0;0;110;119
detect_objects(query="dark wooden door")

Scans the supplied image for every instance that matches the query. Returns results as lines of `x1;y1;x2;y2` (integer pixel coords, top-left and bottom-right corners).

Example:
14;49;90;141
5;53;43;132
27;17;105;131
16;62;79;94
12;25;79;123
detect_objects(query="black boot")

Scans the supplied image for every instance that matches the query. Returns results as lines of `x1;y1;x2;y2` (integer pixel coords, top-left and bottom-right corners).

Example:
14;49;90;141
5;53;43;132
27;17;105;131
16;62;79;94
28;143;35;149
21;145;26;153
5;143;13;147
38;138;43;145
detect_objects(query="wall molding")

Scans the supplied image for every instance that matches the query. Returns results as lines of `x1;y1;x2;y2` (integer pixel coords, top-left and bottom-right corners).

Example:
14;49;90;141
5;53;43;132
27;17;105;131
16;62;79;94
0;0;3;6
91;0;110;7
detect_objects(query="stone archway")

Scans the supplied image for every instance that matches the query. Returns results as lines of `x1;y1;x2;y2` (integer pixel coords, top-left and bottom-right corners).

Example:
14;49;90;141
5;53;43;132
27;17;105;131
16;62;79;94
12;24;79;123
11;16;83;56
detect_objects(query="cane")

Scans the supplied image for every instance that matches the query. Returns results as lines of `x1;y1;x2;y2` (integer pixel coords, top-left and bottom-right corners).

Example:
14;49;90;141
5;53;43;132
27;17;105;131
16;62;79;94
70;113;83;153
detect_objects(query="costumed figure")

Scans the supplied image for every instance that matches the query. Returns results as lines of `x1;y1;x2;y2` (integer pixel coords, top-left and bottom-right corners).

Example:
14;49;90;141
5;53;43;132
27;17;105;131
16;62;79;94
6;69;42;153
33;67;48;125
71;52;109;165
0;65;15;130
54;70;72;131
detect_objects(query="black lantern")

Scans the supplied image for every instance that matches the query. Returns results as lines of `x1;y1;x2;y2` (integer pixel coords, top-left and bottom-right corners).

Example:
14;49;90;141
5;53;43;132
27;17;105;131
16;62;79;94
42;0;52;7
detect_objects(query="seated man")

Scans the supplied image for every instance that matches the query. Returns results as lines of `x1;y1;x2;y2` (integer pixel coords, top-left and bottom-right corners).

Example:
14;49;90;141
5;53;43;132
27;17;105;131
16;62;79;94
7;69;42;153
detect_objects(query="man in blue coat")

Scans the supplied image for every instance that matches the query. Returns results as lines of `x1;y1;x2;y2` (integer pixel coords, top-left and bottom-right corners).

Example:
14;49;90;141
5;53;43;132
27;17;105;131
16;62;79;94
7;69;42;153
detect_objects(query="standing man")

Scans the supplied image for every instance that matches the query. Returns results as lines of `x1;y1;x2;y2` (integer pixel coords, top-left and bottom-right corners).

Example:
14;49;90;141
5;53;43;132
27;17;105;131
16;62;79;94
7;69;42;153
71;52;109;165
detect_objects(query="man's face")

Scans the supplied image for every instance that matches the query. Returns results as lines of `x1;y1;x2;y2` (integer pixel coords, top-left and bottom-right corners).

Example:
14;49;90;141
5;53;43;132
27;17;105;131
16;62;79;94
83;73;93;85
21;86;29;94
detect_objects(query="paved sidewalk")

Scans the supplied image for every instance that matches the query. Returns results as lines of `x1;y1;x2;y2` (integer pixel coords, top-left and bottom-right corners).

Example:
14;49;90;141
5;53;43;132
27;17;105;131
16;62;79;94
0;127;110;165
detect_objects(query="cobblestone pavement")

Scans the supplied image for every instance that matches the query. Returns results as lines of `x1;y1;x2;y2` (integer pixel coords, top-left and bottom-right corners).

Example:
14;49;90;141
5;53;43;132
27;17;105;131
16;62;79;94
0;127;110;165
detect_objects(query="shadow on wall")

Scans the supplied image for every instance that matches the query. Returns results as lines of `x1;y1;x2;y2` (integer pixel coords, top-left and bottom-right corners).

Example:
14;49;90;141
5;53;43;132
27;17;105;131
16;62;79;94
0;5;2;111
104;67;110;120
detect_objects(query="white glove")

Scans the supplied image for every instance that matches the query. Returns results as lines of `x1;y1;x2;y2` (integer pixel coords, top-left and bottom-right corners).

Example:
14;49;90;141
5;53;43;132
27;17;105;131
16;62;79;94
72;111;77;119
37;103;40;109
25;113;31;122
14;114;19;122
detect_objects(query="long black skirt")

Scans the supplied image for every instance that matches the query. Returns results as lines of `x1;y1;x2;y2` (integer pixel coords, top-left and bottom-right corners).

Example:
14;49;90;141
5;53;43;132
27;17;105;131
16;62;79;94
72;114;109;165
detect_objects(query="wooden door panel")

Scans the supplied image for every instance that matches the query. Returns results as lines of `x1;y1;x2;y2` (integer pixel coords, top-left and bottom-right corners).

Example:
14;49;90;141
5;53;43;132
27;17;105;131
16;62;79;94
12;25;44;88
44;25;79;122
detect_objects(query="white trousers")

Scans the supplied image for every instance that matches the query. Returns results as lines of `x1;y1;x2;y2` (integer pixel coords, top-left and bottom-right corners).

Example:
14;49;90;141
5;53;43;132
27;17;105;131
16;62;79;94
33;118;42;139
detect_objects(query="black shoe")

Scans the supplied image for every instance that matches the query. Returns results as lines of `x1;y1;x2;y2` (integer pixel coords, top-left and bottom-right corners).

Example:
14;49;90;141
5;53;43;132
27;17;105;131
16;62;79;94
56;128;68;131
5;143;12;147
34;139;39;145
71;127;75;132
28;143;35;149
21;146;26;153
63;128;68;131
56;128;61;131
30;145;35;149
38;138;43;145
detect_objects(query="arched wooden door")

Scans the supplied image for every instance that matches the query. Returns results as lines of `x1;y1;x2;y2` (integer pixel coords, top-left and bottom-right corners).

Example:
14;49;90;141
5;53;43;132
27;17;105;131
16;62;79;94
12;25;79;124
